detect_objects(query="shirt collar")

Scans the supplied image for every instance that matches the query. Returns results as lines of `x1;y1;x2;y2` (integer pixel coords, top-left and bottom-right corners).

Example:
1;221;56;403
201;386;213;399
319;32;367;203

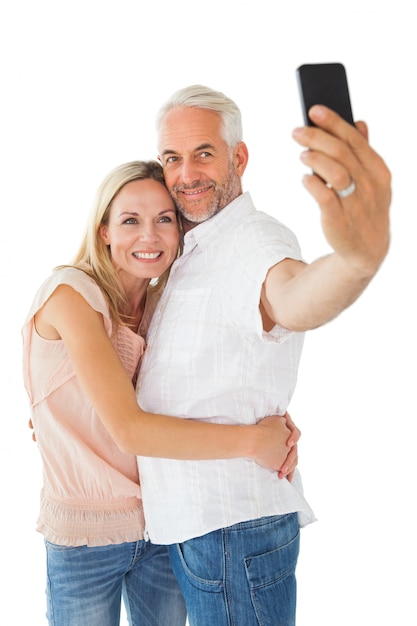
183;191;254;253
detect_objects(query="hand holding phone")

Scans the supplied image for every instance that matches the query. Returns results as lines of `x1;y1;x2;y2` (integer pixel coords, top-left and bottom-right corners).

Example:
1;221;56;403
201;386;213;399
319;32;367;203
296;63;354;126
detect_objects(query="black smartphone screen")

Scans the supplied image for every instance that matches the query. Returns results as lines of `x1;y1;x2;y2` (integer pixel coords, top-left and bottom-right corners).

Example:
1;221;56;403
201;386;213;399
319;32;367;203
296;63;354;126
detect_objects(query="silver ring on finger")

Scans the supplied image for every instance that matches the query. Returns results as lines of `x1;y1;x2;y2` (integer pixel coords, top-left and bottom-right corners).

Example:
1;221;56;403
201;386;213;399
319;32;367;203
336;179;356;198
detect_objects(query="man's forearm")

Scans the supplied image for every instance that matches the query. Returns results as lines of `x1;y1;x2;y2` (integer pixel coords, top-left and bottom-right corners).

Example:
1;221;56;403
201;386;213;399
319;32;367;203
262;252;379;332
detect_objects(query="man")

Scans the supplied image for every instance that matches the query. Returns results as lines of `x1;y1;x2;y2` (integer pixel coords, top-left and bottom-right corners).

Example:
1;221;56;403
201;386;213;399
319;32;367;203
137;85;391;625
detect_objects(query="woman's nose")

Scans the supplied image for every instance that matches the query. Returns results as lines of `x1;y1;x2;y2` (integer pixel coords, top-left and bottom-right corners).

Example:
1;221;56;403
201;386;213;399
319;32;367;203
138;222;158;242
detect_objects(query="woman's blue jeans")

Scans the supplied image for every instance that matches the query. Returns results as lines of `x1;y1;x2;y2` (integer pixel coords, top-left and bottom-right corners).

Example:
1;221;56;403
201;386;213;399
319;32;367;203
45;539;186;626
168;513;300;626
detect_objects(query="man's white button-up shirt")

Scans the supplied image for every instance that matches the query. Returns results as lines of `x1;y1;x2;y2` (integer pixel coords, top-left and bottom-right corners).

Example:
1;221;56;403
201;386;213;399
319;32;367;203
137;192;315;544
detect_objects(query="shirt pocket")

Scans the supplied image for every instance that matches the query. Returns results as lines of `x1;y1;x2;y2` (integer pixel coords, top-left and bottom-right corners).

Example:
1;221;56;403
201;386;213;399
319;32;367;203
150;287;211;366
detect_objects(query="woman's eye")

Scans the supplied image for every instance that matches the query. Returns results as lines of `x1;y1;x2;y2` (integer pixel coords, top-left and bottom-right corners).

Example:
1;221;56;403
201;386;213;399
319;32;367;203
124;217;137;224
158;216;172;223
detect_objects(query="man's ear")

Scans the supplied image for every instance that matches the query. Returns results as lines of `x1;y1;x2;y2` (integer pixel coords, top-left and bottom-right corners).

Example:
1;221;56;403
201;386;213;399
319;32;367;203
234;141;249;176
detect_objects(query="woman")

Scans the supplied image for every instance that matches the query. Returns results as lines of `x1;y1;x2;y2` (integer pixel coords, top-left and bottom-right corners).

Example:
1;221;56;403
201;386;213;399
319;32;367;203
22;160;299;626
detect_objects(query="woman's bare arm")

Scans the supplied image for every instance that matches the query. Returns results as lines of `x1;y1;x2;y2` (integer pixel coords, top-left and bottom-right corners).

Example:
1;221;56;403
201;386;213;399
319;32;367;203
35;284;295;472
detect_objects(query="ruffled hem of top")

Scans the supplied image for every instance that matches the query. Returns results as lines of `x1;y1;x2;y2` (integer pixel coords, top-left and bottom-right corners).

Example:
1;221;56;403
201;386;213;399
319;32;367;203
37;493;145;547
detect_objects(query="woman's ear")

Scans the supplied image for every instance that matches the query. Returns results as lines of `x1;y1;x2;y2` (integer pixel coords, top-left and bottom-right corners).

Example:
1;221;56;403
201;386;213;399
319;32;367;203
99;225;110;245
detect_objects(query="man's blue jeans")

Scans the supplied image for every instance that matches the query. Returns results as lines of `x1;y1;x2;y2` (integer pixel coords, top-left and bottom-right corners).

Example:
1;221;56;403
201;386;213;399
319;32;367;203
168;512;299;626
45;539;186;626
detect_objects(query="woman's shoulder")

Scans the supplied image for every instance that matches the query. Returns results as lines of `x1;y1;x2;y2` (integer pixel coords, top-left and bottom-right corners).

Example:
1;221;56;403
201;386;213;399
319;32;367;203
50;265;100;291
25;266;110;325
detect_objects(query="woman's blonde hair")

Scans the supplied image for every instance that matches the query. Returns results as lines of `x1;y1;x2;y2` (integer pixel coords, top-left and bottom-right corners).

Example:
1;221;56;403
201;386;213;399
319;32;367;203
64;160;178;327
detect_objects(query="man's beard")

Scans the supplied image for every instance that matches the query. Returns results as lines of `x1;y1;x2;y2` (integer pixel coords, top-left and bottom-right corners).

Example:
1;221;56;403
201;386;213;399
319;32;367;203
170;162;241;225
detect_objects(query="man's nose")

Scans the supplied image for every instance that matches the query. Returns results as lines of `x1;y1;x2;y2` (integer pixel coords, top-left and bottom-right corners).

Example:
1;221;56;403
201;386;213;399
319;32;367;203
179;158;200;185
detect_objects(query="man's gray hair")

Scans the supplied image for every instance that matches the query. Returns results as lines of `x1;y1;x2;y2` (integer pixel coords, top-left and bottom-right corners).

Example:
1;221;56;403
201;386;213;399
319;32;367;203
156;85;243;148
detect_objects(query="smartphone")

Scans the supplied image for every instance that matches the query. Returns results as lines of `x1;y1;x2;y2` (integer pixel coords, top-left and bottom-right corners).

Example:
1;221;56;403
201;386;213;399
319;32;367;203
296;63;354;126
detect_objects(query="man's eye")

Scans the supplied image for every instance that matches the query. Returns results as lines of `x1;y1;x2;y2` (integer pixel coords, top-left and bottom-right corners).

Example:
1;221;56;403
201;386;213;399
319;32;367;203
200;151;211;158
166;156;178;164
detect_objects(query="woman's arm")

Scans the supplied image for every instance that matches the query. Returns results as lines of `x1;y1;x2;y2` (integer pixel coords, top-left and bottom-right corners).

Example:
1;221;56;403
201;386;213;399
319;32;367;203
36;285;295;472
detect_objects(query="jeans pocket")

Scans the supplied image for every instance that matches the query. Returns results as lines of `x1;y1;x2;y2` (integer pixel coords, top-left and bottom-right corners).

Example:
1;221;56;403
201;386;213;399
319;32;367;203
244;525;299;625
170;543;223;593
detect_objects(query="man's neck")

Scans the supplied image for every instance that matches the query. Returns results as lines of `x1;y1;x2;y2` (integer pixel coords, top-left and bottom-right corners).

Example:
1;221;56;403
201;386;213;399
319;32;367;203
181;216;198;234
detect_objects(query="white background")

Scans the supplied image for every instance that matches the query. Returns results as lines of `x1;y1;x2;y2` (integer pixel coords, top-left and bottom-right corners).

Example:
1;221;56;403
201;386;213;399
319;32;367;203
1;1;415;624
